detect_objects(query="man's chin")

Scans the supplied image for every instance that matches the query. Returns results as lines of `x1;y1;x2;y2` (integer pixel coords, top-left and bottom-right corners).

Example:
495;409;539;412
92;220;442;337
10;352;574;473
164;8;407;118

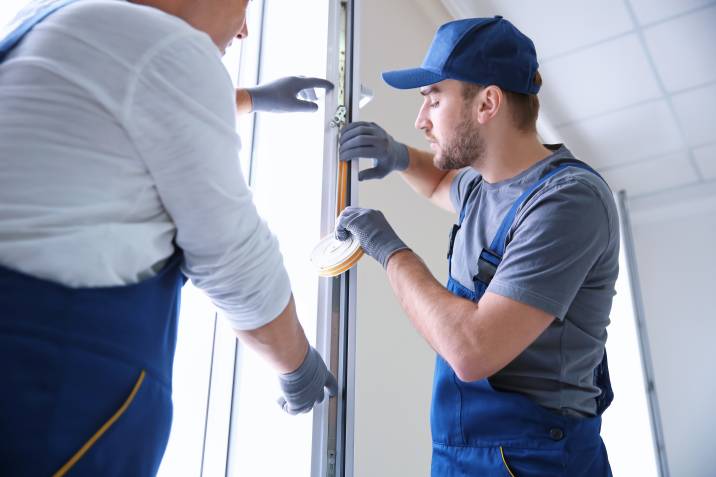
433;155;456;171
433;156;452;171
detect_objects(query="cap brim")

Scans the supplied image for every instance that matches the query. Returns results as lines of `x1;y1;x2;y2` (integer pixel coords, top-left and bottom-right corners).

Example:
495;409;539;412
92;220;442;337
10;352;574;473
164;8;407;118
381;67;446;90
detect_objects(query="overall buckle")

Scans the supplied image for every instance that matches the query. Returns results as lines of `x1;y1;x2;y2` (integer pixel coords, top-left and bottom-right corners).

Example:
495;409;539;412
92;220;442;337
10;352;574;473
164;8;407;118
473;248;501;285
447;224;460;259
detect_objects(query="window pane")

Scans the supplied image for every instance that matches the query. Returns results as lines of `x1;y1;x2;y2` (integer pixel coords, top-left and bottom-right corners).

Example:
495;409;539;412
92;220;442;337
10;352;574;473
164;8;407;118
601;222;659;476
157;283;217;476
0;1;26;28
227;1;330;476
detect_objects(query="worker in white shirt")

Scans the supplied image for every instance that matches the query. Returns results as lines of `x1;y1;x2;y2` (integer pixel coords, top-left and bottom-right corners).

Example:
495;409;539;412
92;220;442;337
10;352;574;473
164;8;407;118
0;1;335;475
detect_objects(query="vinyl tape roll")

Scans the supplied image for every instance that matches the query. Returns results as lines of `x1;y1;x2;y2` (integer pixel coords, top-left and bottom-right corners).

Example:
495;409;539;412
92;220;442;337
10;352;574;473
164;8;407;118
310;233;364;277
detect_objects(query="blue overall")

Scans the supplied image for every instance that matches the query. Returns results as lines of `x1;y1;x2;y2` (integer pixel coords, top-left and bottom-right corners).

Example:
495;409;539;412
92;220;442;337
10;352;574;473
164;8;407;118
0;3;186;475
432;161;614;476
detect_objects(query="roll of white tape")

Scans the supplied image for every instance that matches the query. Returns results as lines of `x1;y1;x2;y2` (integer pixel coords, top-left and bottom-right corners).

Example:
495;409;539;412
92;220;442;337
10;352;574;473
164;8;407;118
310;233;364;277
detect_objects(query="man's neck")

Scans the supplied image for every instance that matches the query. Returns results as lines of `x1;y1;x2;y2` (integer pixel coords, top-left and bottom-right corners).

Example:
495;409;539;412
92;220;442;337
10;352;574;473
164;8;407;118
477;132;553;184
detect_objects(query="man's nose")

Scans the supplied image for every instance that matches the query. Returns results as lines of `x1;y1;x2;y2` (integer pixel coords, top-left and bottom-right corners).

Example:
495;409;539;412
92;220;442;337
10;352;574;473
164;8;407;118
415;104;431;131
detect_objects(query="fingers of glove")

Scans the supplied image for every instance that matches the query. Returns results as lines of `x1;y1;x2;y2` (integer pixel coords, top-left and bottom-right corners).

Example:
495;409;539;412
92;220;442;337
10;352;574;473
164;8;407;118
340;121;373;136
340;135;386;154
338;207;363;226
277;396;295;414
292;76;334;91
278;396;310;415
335;207;363;240
335;227;351;241
324;372;338;397
339;122;384;145
316;389;326;404
358;167;387;181
340;145;386;162
298;88;318;101
291;99;319;112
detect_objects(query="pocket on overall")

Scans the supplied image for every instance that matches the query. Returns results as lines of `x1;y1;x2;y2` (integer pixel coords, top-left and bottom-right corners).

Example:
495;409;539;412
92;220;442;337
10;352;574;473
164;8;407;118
58;368;173;477
0;329;172;477
431;355;466;445
432;444;545;477
498;446;565;477
53;369;147;476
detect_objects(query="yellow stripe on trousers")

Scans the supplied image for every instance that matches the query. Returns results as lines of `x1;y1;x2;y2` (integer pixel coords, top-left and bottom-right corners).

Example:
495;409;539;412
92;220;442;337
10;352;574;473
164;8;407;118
53;370;146;477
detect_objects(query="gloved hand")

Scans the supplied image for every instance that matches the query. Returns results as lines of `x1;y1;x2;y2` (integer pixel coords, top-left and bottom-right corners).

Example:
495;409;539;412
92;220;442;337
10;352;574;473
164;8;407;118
339;122;410;181
278;346;338;415
247;76;333;113
336;206;409;268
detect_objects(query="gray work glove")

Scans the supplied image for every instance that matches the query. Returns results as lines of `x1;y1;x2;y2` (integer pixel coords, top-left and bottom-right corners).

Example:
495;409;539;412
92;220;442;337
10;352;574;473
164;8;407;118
336;206;409;268
247;76;334;113
339;121;409;181
278;346;338;415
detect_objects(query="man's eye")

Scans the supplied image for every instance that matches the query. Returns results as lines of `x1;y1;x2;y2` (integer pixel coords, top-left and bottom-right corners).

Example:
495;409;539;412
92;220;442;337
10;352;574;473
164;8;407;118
430;101;439;108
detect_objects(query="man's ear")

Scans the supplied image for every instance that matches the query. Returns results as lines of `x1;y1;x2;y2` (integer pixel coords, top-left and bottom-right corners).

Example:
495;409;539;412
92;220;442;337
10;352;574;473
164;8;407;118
476;85;502;125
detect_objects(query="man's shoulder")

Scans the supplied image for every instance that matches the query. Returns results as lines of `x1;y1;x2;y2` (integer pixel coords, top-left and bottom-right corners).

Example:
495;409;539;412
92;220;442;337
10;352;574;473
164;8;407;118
516;163;619;256
530;148;615;214
50;0;210;55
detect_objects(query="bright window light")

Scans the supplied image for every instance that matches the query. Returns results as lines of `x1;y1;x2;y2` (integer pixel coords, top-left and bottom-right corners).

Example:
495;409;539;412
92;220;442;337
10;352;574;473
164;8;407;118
227;1;330;476
0;1;27;29
601;218;659;476
157;284;217;476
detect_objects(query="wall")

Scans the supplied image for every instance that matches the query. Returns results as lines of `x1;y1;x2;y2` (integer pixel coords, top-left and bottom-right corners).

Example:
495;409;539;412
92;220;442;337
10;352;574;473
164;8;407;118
351;2;716;476
629;186;716;477
352;1;451;476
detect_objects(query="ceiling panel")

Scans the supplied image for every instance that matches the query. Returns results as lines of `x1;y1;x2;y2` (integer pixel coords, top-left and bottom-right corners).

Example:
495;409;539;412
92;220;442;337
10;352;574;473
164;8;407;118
694;143;716;179
538;34;661;126
627;0;713;26
445;0;633;61
643;5;716;93
599;151;699;196
556;99;683;168
672;83;716;147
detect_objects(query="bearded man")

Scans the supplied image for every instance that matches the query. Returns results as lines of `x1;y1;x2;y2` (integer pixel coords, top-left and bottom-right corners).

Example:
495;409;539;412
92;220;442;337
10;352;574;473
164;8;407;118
336;16;618;477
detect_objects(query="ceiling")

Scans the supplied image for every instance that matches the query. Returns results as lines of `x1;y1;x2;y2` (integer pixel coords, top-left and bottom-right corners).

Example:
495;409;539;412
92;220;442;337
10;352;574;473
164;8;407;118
436;0;716;204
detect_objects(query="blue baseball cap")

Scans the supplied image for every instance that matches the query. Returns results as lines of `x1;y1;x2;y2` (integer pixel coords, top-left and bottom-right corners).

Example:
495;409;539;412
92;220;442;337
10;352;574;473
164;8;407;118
382;16;540;95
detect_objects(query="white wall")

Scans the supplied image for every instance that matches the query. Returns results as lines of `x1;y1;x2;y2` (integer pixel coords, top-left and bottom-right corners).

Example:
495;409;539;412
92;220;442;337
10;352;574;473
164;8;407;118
352;2;716;476
353;1;451;476
630;187;716;477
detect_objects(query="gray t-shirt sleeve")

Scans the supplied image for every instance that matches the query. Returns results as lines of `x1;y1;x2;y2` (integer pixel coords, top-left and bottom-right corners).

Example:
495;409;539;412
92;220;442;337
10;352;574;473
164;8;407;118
486;177;612;320
450;168;481;212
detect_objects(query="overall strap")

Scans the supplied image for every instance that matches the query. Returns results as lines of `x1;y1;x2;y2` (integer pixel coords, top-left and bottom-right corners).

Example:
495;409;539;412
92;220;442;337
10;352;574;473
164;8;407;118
447;175;482;277
474;160;606;290
0;0;81;62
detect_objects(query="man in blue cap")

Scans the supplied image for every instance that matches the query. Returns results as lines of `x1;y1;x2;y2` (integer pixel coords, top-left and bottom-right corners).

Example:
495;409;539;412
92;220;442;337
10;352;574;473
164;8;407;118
337;16;617;476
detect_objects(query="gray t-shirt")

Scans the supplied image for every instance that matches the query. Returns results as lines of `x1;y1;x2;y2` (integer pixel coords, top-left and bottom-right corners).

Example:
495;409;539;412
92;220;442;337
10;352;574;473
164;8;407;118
449;144;619;416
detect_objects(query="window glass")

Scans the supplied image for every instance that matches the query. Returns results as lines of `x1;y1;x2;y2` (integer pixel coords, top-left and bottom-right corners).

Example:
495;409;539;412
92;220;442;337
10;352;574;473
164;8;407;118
0;1;27;30
157;285;217;476
227;1;330;476
601;221;659;476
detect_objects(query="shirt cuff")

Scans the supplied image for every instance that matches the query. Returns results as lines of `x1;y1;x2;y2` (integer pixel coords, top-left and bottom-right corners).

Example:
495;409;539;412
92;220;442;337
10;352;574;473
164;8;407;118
220;268;292;331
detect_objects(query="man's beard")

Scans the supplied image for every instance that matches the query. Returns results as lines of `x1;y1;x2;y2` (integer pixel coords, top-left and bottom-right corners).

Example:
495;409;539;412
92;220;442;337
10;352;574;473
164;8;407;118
433;115;486;170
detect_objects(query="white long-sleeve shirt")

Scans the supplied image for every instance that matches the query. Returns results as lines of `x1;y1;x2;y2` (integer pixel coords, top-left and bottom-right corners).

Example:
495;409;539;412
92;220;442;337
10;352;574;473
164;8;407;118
0;0;291;330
